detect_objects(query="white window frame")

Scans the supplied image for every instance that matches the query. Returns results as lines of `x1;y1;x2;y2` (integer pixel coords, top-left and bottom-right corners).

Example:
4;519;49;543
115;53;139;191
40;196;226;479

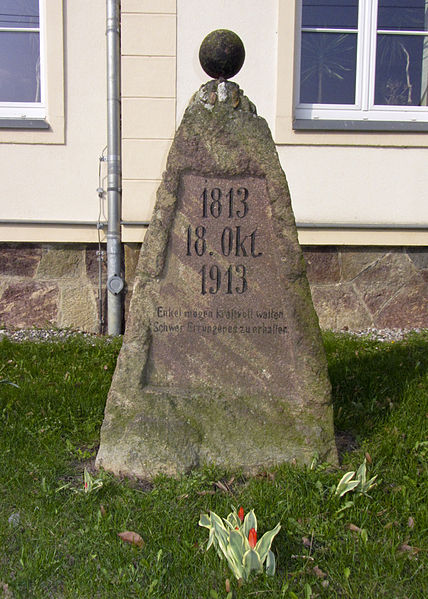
294;0;428;124
0;0;47;121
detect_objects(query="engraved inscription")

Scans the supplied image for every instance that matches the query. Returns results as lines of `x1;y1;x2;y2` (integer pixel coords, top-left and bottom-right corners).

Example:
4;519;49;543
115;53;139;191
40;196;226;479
148;174;292;394
186;186;262;295
153;305;288;336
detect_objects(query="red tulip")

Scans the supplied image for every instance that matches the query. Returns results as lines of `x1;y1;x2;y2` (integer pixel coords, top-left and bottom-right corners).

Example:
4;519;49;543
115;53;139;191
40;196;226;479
238;506;244;522
248;527;257;549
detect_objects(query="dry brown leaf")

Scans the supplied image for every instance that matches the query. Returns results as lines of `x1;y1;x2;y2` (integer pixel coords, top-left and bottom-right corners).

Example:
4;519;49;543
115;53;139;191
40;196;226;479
313;565;327;579
321;580;330;589
100;504;106;517
365;452;372;464
118;531;144;548
408;517;415;529
256;471;276;481
398;544;420;555
225;579;231;593
0;582;13;599
348;523;363;533
302;536;312;548
214;480;235;494
214;480;230;493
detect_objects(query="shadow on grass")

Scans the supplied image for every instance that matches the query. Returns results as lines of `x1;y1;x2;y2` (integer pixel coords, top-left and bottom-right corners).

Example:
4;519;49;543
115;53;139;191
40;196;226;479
323;331;428;445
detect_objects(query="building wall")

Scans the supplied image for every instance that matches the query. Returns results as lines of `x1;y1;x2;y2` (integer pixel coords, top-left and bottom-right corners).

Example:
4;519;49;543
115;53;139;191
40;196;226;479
1;0;426;246
177;0;428;247
0;0;426;333
1;243;426;332
0;0;107;244
121;0;177;243
0;243;103;332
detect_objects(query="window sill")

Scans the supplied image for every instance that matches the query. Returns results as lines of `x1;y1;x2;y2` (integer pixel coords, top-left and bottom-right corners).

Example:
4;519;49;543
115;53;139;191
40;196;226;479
0;119;50;130
293;119;428;132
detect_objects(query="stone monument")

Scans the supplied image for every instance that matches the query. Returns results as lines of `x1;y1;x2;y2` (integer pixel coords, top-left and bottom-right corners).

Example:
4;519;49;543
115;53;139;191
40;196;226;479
96;30;337;478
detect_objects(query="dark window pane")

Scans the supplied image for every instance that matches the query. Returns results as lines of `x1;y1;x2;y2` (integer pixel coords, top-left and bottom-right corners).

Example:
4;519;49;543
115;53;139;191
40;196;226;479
378;0;428;32
300;32;357;103
302;0;358;29
375;34;428;104
0;0;39;28
0;32;40;101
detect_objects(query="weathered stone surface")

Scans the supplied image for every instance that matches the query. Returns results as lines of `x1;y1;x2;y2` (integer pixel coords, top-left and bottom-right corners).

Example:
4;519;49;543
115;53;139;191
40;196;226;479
0;281;58;328
124;244;141;322
119;246;428;331
0;243;42;277
311;283;372;330
96;80;337;479
85;245;106;287
376;274;428;328
340;247;388;281
0;279;9;303
406;247;428;271
124;244;140;285
37;246;84;279
58;283;99;333
199;29;245;80
303;246;340;284
353;252;416;315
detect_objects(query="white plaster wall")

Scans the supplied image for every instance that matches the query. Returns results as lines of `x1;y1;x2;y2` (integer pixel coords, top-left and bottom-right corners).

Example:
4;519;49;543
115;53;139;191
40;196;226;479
0;0;107;240
1;0;427;244
279;145;428;226
177;0;278;127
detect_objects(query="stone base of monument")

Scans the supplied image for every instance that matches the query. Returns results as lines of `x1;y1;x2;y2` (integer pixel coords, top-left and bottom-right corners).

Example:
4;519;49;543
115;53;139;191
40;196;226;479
97;385;336;477
96;78;337;479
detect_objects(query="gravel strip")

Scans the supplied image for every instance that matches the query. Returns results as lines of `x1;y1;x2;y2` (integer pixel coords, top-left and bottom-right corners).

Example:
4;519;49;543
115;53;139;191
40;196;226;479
0;327;426;343
0;328;115;343
338;327;427;342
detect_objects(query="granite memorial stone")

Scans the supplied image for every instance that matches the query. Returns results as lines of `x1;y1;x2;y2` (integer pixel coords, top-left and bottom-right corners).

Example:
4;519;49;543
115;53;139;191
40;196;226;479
96;31;337;478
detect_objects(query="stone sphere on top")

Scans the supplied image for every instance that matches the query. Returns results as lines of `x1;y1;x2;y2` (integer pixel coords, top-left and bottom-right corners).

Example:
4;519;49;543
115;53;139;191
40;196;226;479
199;29;245;80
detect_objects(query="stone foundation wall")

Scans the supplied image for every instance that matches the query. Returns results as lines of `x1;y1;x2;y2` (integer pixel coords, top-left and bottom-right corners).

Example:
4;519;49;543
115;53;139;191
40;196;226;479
304;246;428;330
0;243;107;333
0;243;427;332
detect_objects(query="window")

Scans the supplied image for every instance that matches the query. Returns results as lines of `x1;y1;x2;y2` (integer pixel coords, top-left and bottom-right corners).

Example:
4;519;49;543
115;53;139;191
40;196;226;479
295;0;428;127
0;0;46;121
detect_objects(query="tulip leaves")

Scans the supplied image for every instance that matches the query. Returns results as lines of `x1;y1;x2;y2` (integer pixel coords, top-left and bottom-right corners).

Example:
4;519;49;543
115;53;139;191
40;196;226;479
335;458;377;498
199;507;281;582
255;522;281;565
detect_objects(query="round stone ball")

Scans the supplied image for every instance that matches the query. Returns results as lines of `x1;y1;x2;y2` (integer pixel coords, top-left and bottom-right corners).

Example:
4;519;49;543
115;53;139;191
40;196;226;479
199;29;245;80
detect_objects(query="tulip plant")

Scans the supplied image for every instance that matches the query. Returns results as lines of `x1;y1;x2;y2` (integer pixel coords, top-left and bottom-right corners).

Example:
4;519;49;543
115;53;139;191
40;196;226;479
335;458;377;498
199;507;281;582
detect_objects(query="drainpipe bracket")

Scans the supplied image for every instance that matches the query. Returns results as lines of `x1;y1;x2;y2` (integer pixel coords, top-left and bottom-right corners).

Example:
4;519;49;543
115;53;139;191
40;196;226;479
107;275;124;295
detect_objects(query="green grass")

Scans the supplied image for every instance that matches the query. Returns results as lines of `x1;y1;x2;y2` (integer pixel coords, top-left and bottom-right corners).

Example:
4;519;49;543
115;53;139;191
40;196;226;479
0;332;427;599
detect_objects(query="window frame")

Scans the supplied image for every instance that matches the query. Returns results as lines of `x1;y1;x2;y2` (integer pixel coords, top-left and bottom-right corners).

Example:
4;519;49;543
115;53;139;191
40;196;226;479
0;0;64;142
0;0;47;122
294;0;428;126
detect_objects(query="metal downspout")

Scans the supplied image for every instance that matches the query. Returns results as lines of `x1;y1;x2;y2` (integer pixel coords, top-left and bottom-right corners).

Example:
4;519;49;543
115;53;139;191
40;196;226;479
106;0;123;335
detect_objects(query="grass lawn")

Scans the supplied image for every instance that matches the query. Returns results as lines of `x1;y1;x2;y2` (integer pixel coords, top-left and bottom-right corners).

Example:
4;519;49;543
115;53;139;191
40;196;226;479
0;331;427;598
